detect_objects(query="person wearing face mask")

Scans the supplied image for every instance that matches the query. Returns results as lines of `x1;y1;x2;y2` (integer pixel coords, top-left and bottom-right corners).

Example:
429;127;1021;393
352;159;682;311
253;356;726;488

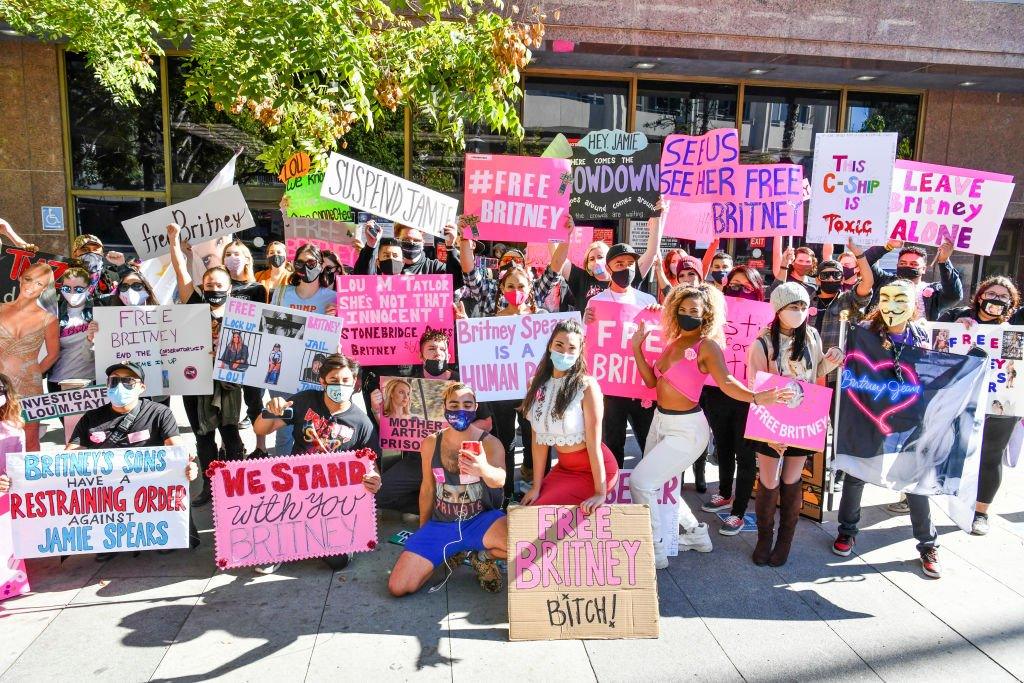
70;234;125;304
655;248;686;301
356;223;463;287
48;268;97;393
255;241;292;295
864;238;962;321
809;241;874;389
938;276;1021;535
373;237;405;275
255;354;382;574
706;251;734;291
748;283;844;568
837;251;860;293
770;243;819;298
268;243;338;314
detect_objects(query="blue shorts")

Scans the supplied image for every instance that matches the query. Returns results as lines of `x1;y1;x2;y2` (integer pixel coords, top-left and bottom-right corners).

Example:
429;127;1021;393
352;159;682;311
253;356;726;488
403;509;506;567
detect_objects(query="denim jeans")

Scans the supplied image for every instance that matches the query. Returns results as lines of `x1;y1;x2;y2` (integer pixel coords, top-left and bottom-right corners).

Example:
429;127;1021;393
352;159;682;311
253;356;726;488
838;474;938;552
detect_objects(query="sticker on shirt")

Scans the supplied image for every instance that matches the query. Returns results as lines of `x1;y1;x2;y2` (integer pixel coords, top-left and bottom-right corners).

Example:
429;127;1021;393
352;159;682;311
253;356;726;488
432;467;446;484
127;429;151;444
89;432;106;444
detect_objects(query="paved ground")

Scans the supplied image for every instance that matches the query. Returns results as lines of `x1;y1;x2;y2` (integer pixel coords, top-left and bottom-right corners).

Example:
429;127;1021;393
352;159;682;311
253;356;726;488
2;401;1024;682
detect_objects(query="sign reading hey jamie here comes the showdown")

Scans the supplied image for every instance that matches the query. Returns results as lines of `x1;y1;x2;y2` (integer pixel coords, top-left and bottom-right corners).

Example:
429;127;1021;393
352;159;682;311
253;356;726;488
6;446;190;558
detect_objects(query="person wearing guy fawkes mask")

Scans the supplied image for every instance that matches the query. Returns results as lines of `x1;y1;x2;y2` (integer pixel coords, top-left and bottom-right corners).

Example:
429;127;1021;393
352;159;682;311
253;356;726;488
863;238;963;321
355;222;463;288
809;241;874;389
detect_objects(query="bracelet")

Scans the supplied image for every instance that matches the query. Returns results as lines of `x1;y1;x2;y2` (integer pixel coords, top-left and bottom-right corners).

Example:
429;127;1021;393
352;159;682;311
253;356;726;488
752;391;760;406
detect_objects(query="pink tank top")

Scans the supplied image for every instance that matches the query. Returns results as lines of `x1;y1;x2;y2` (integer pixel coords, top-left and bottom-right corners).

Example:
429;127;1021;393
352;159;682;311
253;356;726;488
654;339;708;402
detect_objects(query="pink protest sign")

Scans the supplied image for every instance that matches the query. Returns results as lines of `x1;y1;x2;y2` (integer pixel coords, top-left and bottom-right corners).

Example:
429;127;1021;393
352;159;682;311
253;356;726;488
1;443;29;601
527;224;594;271
378;376;447;452
707;296;776;387
463;154;572;243
285;216;359;267
210;451;378;569
336;274;454;366
585;301;662;400
889;160;1015;256
659;128;804;240
744;372;832;451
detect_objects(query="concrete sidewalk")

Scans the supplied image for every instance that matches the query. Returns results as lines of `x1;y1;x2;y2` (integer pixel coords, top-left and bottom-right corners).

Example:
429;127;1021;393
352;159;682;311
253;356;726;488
2;405;1024;682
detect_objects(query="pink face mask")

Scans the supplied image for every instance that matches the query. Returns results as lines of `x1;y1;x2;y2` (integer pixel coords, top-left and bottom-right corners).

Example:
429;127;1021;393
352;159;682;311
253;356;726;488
504;289;527;307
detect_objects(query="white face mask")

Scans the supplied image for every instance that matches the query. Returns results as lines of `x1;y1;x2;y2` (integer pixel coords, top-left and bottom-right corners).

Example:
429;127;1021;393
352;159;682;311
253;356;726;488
778;308;807;329
118;288;149;306
225;255;245;275
62;291;89;307
0;394;6;409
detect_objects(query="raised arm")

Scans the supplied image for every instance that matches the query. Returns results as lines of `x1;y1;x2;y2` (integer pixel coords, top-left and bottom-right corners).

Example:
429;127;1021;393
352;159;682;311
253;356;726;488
701;238;720;276
637;210;663;278
167;223;194;304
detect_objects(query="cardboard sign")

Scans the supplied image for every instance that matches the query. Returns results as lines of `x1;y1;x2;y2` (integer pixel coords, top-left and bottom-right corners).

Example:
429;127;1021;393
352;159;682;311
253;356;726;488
320;153;457;238
605;470;680;556
570;131;661;221
21;385;107;423
122;185;255;260
889;160;1015;256
585;301;662;400
507;504;659;641
463;154;573;243
335;274;454;367
93;304;213;397
806;132;897;245
456;312;581;401
210;451;377;569
659;128;804;240
378;376;446;452
214;297;343;394
708;296;777;387
744;372;833;451
284;215;359;268
6;446;190;558
926;322;1024;416
0;246;70;315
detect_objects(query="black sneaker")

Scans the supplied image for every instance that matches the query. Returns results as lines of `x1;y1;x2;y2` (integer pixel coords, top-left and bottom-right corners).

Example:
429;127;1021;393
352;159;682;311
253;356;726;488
323;554;351;571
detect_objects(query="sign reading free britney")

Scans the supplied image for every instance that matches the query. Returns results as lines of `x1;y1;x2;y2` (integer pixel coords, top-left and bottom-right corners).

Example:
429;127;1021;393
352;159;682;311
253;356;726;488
585;301;663;401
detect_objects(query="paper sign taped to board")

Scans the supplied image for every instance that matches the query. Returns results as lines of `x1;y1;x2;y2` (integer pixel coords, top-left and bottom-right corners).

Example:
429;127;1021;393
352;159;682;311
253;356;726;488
378;376;447;452
925;322;1024;416
507;504;659;641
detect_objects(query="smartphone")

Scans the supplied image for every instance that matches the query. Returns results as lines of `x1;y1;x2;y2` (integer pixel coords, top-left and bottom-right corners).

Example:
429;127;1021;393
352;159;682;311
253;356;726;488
365;222;382;239
459;441;483;484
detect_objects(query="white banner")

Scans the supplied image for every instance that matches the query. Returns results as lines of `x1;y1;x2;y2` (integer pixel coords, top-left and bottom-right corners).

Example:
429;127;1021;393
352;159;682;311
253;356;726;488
20;386;107;423
925;322;1024;416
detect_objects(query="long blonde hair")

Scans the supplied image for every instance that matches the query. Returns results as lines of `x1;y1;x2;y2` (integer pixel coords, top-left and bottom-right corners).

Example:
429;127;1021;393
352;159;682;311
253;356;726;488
0;373;25;430
222;239;256;282
661;283;726;344
383;379;413;416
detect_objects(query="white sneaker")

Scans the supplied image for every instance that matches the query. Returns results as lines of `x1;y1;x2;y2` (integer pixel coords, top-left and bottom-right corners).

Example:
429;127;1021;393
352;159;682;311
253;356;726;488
679;523;713;553
255;563;281;575
654;549;669;570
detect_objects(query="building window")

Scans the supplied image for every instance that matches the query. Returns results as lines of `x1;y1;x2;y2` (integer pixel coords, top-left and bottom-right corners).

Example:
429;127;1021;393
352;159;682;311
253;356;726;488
845;91;920;159
635;82;738;140
72;196;165;249
522;76;628;156
740;86;839;165
411;119;509;198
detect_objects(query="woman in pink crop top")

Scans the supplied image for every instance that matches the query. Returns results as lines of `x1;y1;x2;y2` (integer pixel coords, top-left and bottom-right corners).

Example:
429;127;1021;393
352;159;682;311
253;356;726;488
630;284;791;568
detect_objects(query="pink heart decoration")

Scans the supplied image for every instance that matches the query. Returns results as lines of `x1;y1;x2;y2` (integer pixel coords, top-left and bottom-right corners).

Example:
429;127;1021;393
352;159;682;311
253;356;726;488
842;351;921;435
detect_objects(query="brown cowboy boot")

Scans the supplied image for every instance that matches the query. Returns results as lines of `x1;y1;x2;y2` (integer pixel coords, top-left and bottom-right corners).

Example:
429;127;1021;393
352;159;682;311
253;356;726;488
769;481;803;567
752;484;779;566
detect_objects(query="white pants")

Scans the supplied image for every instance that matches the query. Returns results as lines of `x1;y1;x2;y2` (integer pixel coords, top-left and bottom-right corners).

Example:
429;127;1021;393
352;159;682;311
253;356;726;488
630;409;711;550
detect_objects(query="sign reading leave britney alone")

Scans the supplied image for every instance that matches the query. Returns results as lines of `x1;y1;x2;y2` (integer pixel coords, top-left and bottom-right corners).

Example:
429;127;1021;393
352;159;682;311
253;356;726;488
335;274;454;367
6;446;190;558
708;296;777;387
508;505;659;641
457;312;581;401
463;154;573;243
122;185;255;260
93;305;213;397
926;322;1024;416
744;372;833;451
889;160;1015;256
320;153;457;238
585;301;662;400
210;452;377;569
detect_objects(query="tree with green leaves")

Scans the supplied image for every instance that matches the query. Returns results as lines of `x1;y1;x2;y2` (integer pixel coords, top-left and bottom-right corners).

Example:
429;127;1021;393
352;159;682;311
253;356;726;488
1;0;545;173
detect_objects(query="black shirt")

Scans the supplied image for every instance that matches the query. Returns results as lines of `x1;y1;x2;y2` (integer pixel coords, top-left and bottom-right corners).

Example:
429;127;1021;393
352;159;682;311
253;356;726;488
285;390;379;454
231;280;269;304
70;400;180;448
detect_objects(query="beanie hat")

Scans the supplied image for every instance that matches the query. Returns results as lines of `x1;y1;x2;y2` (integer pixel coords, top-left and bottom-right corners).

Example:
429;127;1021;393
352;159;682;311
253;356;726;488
770;281;810;313
676;255;704;278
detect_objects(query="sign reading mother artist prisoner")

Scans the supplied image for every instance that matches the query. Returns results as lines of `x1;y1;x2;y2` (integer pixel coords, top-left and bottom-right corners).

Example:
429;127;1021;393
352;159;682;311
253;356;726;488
320;153;458;238
121;185;255;260
570;130;661;221
6;446;190;558
210;451;378;569
508;504;659;641
378;376;447;452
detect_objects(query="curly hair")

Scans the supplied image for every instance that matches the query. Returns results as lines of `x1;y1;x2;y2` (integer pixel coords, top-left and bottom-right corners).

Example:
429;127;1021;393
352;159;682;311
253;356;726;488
973;275;1020;324
662;283;726;344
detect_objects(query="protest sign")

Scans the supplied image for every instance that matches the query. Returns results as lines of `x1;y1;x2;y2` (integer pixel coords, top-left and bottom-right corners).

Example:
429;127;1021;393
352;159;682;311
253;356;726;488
121;185;255;260
806;132;897;245
93;304;213;397
284;215;359;268
463;154;573;243
0;245;70;315
570;130;661;221
21;385;107;423
1;445;29;601
210;451;377;569
378;376;446;452
526;224;594;273
285;169;355;222
744;372;832;451
336;274;453;367
214;297;343;393
926;322;1024;416
889;160;1015;256
320;153;457;238
659;128;804;240
6;446;190;558
708;296;777;387
627;220;679;253
457;312;581;401
605;470;680;556
508;504;659;641
585;301;662;400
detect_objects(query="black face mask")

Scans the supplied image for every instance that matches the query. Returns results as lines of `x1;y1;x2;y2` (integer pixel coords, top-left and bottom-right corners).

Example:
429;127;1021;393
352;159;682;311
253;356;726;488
818;280;841;295
610;267;634;288
709;270;729;284
378;258;403;275
423;359;447;376
204;290;228;306
980;299;1009;318
401;240;423;261
677;314;702;332
895;265;922;280
268;254;286;268
842;266;857;280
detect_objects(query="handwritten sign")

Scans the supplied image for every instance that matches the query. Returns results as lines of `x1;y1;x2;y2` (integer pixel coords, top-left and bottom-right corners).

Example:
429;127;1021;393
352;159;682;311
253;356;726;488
744;372;832;451
215;297;343;393
605;470;680;556
121;185;255;260
210;451;377;568
284;169;355;222
585;301;662;400
570;130;661;221
456;312;581;401
21;385;107;423
508;504;659;641
463;154;572;243
320;153;457;238
6;446;190;558
889;160;1015;256
93;304;213;397
278;151;311;183
659;128;804;240
284;215;359;268
708;296;776;387
926;322;1024;416
335;274;453;367
378;376;446;452
806;132;897;245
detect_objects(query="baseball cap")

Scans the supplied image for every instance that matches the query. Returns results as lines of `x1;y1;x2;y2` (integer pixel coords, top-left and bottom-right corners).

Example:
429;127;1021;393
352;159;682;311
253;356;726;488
605;243;638;265
105;362;146;383
72;234;103;253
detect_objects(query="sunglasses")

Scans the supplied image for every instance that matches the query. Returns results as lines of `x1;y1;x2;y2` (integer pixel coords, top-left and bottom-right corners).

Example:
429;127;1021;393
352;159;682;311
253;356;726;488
727;284;753;292
117;282;146;292
60;285;89;294
818;271;843;281
107;376;140;388
295;259;321;270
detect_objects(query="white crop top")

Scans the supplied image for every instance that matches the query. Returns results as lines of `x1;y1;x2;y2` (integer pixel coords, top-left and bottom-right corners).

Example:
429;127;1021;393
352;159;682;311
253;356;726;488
529;376;586;446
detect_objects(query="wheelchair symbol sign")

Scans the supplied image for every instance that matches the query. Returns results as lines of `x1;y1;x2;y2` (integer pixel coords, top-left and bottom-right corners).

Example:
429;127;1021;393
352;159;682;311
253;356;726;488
41;206;64;231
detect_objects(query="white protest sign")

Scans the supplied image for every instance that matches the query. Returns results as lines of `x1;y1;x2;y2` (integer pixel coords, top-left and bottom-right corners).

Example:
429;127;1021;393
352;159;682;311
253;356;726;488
6;446;190;558
605;470;680;556
214;297;343;394
93;305;213;397
456;312;581;401
926;322;1024;416
121;185;255;260
320;153;458;238
20;386;107;423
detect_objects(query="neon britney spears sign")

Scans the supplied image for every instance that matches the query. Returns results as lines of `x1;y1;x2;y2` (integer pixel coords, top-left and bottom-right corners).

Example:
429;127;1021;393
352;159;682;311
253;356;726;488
840;351;923;435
